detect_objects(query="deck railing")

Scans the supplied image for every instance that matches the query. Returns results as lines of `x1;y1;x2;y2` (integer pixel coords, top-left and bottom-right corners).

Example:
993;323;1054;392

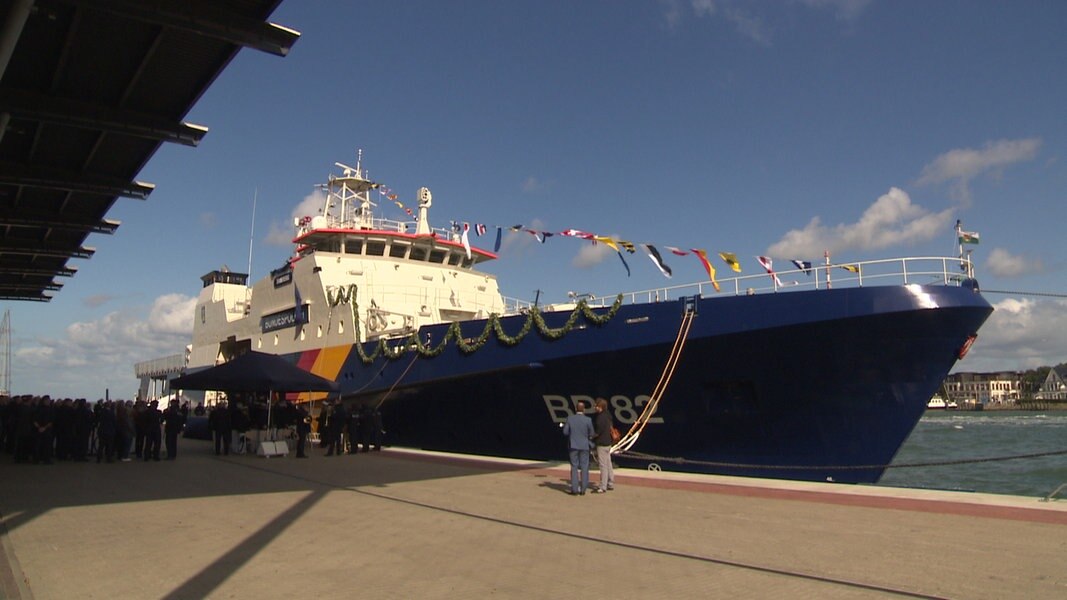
504;256;975;311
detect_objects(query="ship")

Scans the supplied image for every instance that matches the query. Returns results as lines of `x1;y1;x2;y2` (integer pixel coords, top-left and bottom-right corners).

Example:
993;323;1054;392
178;157;993;484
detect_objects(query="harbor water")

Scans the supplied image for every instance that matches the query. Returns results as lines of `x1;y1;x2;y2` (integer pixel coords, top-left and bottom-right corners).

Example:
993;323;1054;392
877;410;1067;498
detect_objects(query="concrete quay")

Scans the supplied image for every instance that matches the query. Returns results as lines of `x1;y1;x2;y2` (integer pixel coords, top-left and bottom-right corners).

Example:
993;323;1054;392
1;440;1064;599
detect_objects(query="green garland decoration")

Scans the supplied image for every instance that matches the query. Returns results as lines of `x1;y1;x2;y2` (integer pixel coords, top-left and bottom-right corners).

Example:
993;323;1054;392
326;283;624;364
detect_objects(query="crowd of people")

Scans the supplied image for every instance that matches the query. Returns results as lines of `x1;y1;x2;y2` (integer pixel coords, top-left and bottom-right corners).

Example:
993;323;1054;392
0;393;386;464
0;395;187;464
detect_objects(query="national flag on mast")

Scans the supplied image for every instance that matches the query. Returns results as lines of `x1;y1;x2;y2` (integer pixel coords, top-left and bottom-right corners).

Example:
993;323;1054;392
959;231;980;244
461;223;472;259
692;249;720;292
791;259;813;275
594;236;620;252
719;251;741;273
560;229;595;239
641;244;673;278
757;256;782;287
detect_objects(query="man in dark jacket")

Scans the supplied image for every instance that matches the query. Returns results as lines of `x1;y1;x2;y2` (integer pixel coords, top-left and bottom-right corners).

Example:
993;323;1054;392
592;398;616;493
324;400;346;456
32;397;55;464
163;400;185;460
95;401;117;463
293;403;310;458
209;402;232;455
142;400;163;461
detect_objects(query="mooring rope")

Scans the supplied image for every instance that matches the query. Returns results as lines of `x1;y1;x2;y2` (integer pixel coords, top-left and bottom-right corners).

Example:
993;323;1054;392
612;307;696;454
616;448;1067;471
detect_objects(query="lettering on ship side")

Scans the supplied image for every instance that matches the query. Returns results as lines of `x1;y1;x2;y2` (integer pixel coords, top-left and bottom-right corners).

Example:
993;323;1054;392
542;394;664;425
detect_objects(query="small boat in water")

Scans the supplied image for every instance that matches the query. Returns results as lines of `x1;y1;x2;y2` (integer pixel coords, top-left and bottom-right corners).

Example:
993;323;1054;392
927;396;948;409
167;157;993;484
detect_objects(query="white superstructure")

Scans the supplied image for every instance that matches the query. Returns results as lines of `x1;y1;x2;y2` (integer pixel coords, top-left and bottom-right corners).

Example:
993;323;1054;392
186;156;506;370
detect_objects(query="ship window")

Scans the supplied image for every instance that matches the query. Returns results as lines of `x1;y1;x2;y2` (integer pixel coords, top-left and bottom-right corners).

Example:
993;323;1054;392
409;246;428;261
273;334;279;346
389;244;408;258
461;256;473;269
345;240;363;254
317;325;323;338
429;249;447;263
447;253;462;266
256;338;262;349
300;327;306;341
338;320;344;334
366;241;386;256
200;306;205;324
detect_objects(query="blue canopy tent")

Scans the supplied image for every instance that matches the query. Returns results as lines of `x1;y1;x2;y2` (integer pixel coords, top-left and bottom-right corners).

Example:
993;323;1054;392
172;351;338;454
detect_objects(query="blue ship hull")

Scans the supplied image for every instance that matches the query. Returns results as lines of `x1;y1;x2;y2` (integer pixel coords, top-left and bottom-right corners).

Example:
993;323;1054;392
323;283;992;484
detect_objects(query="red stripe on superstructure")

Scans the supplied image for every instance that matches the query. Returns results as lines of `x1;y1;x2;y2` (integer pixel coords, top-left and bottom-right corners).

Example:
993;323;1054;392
293;228;498;260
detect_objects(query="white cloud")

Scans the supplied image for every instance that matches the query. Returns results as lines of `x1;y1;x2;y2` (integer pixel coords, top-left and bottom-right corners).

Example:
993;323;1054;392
572;241;612;268
522;177;545;193
266;190;326;246
499;218;548;256
984;248;1043;278
148;294;198;335
83;294;114;308
961;297;1067;371
661;0;685;29
12;294;197;398
722;7;771;45
667;0;869;39
917;138;1042;205
767;187;955;257
796;0;873;21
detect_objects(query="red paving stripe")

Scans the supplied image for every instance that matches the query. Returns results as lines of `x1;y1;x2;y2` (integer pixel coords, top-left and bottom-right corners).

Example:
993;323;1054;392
386;449;1067;526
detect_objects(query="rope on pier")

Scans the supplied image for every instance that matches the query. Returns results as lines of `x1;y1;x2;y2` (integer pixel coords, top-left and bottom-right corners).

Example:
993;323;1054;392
616;448;1067;472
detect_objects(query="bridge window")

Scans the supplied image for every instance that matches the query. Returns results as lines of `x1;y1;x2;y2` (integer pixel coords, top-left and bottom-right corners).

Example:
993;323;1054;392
429;249;447;263
345;239;363;254
448;252;462;266
389;243;408;258
410;246;428;261
366;241;386;256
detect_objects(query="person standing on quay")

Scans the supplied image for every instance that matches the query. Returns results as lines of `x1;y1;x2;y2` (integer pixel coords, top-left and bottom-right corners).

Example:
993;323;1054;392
324;400;346;456
562;399;595;495
143;400;163;461
294;403;310;458
95;401;116;463
209;401;232;456
163;399;184;460
593;398;616;493
32;396;55;465
133;400;147;459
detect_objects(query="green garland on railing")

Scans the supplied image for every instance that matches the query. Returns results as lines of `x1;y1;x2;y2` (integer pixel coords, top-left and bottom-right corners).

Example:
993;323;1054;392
326;284;624;364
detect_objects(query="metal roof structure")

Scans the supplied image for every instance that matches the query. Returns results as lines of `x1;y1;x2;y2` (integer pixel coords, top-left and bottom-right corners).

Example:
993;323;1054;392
0;0;299;301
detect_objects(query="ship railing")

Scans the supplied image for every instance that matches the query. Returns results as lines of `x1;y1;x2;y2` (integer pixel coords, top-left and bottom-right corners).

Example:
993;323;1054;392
321;213;459;240
578;256;975;307
134;353;187;378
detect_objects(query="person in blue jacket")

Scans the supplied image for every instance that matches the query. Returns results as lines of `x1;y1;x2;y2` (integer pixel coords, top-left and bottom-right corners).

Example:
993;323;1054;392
562;399;595;495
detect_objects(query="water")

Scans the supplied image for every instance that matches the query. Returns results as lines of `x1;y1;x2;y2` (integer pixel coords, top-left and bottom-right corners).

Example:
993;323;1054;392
876;411;1067;498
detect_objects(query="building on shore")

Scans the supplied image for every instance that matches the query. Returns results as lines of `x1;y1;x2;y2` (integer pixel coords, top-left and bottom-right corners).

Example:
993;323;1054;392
943;371;1026;408
1034;366;1067;401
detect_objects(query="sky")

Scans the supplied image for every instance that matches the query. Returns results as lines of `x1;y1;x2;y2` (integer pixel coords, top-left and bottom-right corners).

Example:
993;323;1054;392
4;0;1067;399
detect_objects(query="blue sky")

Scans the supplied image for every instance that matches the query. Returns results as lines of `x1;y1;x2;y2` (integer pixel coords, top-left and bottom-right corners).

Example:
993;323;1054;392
6;0;1067;399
